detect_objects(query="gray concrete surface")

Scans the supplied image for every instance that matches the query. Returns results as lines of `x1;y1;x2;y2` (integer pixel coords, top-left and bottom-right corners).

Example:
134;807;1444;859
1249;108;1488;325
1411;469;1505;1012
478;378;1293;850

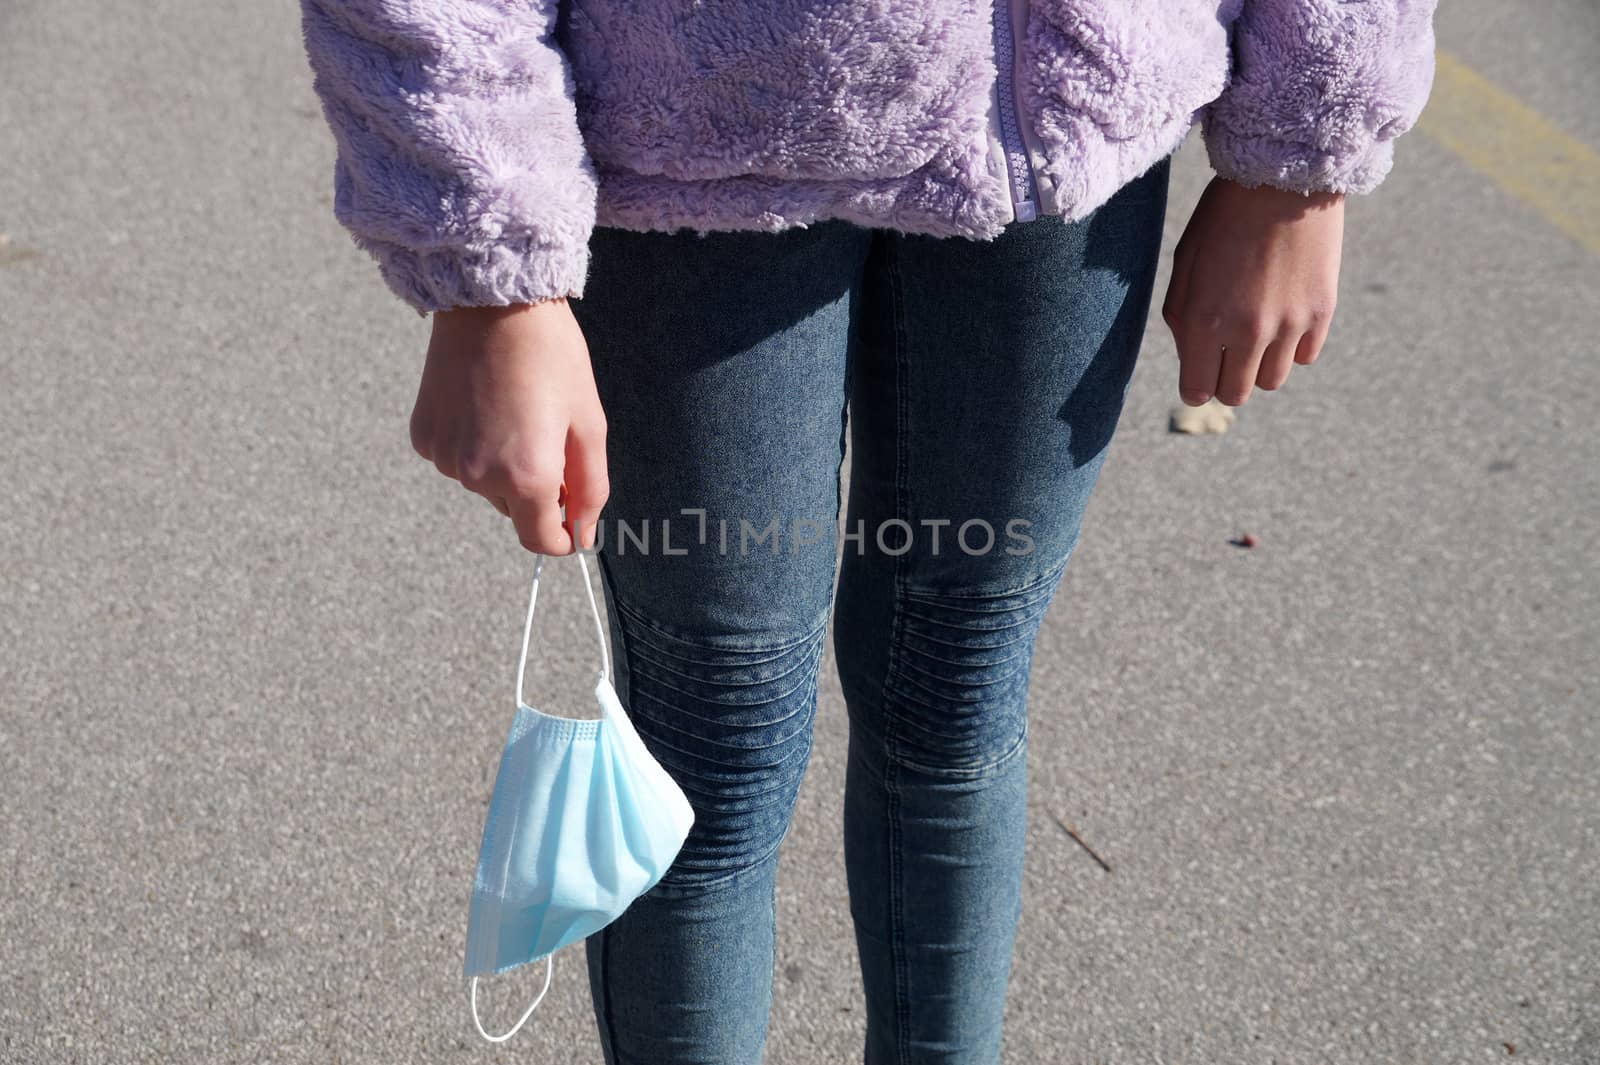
1;1;1596;1062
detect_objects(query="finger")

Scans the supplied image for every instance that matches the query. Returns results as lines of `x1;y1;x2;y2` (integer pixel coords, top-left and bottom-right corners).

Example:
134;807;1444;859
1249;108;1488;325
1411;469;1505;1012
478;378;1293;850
457;458;510;516
1163;241;1215;404
1256;329;1301;391
457;470;509;515
409;415;434;462
431;449;459;482
1215;335;1267;406
563;422;610;551
1295;315;1332;366
1161;243;1194;341
507;489;572;556
1177;332;1225;406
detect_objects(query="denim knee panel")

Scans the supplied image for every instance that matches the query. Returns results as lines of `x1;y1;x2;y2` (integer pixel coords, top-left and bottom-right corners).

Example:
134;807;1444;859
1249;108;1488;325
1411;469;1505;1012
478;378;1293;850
885;566;1065;775
608;596;827;894
839;560;1068;780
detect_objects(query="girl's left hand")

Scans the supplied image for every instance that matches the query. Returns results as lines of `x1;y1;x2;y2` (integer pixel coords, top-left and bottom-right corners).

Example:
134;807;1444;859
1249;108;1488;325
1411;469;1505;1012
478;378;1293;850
1162;176;1345;407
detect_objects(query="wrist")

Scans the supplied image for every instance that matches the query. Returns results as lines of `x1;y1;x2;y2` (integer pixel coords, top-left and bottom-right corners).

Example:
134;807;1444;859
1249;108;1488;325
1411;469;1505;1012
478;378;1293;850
439;296;569;318
1215;177;1344;222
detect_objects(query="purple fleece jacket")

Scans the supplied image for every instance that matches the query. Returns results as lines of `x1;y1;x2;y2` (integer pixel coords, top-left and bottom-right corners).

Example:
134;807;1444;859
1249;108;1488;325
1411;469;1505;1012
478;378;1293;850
299;0;1437;316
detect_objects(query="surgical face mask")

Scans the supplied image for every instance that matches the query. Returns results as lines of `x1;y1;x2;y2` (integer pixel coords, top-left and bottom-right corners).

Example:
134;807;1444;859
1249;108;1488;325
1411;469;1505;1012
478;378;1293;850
462;551;695;1043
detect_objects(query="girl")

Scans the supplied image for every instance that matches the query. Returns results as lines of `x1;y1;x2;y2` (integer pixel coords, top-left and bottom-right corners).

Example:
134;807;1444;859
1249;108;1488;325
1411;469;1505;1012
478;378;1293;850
299;2;1437;1061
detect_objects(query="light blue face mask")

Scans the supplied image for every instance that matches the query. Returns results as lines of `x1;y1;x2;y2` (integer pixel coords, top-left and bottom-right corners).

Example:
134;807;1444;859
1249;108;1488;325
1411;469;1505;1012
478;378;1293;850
462;551;695;1043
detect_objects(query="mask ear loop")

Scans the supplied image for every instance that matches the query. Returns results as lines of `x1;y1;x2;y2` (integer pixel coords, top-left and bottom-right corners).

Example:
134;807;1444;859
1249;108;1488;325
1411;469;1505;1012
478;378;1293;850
514;551;612;710
469;954;553;1043
576;549;612;685
514;553;545;709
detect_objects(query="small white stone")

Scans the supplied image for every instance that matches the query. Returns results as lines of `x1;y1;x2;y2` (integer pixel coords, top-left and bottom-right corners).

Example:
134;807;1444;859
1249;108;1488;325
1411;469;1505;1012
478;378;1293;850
1169;397;1238;435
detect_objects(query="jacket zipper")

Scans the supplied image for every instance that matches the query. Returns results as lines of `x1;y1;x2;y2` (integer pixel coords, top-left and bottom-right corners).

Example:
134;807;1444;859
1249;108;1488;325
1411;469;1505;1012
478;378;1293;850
992;0;1039;222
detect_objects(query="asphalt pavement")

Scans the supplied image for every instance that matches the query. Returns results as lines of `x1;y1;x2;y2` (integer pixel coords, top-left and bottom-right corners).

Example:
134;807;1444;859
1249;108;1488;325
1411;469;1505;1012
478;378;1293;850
1;1;1596;1062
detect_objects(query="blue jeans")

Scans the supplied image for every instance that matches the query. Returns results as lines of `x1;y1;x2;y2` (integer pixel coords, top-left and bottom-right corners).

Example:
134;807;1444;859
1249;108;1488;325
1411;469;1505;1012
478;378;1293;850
568;155;1171;1065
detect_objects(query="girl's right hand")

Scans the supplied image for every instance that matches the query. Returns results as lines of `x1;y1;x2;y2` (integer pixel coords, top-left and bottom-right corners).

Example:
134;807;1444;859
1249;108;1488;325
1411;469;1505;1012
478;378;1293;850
409;299;608;555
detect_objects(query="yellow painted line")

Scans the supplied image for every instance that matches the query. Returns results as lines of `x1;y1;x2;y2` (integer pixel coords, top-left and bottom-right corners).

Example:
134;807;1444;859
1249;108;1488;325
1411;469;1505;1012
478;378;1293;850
1417;48;1600;255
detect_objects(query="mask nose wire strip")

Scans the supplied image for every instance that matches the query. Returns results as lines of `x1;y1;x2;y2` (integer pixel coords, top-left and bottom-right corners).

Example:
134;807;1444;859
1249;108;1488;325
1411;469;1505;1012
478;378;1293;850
515;551;612;710
470;954;554;1043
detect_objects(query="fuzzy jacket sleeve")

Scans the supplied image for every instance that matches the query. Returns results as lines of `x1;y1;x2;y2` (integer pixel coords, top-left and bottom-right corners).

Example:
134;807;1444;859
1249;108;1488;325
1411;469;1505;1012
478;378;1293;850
1200;0;1439;196
299;0;598;315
